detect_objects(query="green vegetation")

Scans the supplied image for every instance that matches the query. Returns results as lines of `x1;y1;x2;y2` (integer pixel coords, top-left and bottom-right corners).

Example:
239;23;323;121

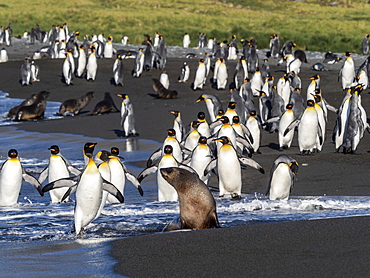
2;0;370;52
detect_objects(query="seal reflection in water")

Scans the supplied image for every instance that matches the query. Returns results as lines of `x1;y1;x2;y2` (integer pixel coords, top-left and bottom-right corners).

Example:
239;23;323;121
160;167;220;230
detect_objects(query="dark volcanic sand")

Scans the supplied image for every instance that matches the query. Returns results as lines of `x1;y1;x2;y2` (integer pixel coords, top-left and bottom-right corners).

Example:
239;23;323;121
1;40;370;277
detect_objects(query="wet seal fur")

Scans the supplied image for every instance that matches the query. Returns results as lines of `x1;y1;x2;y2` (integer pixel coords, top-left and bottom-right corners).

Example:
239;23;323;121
152;78;178;99
8;93;38;119
58;91;94;116
15;91;50;121
160;167;220;230
92;92;119;115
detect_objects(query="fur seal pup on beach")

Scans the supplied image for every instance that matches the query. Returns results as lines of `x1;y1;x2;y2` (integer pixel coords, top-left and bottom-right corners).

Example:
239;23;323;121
266;155;298;200
0;149;43;206
38;145;81;203
58;91;94;116
152;78;178;99
160;167;220;230
92;92;119;115
42;143;124;236
15;91;50;121
8;93;38;119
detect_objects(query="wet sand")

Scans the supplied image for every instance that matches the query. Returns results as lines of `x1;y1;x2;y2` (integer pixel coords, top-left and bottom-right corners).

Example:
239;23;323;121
1;40;370;277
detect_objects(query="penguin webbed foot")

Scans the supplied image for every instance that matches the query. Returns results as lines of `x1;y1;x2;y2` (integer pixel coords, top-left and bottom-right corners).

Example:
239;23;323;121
231;193;242;201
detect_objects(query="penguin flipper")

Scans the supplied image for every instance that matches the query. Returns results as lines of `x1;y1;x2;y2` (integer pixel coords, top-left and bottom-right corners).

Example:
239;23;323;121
178;163;197;175
239;157;265;174
38;166;49;184
68;165;81;176
42;177;78;193
137;166;158;183
204;159;217;176
240;123;254;144
147;148;162;167
125;172;144;196
102;181;124;203
61;185;76;203
236;136;254;156
283;119;300;137
23;171;44;196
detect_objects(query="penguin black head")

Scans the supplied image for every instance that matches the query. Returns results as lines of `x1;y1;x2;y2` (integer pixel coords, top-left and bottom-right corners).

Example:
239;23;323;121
286;104;293;110
116;93;128;99
289;161;299;176
228;102;236;109
307;100;315;107
170;110;180;117
196;95;205;103
214;136;230;145
167;128;176;137
190;121;200;129
344;52;353;57
250;110;257;117
219;116;229;124
48;145;60;155
217;109;225;116
84;142;97;158
8;149;18;158
97;150;111;162
111;147;119;156
232;116;240;124
198;136;207;145
163;145;173;155
197;111;206;120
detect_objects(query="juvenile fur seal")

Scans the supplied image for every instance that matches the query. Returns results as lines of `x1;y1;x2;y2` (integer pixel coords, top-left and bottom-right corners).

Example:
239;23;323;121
58;91;94;116
92;92;119;115
160;167;220;230
15;91;50;121
8;93;38;118
152;78;178;99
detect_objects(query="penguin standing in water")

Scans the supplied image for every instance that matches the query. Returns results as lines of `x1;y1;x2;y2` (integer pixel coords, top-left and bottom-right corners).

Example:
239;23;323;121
178;62;190;83
132;48;144;78
361;34;369;55
86;47;98;81
20;57;31;86
339;52;355;90
116;94;138;137
266;155;298;200
38;145;80;203
0;149;43;206
205;136;264;200
106;147;143;203
76;45;86;78
113;54;124;86
42;143;124;236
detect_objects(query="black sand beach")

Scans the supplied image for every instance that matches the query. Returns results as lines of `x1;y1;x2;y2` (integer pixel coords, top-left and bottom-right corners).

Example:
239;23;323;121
1;40;370;277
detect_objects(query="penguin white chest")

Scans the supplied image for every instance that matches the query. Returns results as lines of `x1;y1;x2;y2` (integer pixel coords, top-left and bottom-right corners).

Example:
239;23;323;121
157;155;178;201
0;160;23;206
269;163;292;200
217;145;241;195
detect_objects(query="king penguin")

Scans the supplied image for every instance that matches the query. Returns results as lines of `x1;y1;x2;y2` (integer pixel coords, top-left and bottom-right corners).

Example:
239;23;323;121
86;46;98;81
340;52;355;90
42;143;124;236
76;45;86;78
104;36;114;58
178;62;190;83
361;34;369;55
116;94;138;137
183;33;191;48
216;58;228;90
196;94;223;122
0;47;8;63
169;110;186;142
62;52;73;85
113;54;124;86
279;104;295;150
266;155;298;200
193;59;206;90
38;145;80;203
0;149;43;206
204;136;264;200
106;147;143;203
132;48;144;78
20;57;31;86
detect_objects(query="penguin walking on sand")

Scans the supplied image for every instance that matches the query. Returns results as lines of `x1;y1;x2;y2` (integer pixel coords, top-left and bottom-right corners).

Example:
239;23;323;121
104;36;114;58
339;52;355;90
215;58;228;90
204;136;264;200
30;61;40;82
196;94;223;123
169;110;186;142
62;54;73;85
38;145;80;203
116;94;138;137
193;59;206;90
159;71;170;89
279;104;295;150
132;48;144;78
113;54;124;86
0;47;8;63
361;34;369;55
86;47;98;81
266;155;298;200
245;111;262;153
106;147;143;203
178;62;190;83
76;45;86;78
42;143;124;236
20;58;31;86
0;149;43;206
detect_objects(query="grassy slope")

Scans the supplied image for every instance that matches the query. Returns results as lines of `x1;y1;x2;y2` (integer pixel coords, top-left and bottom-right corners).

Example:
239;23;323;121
1;0;369;52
